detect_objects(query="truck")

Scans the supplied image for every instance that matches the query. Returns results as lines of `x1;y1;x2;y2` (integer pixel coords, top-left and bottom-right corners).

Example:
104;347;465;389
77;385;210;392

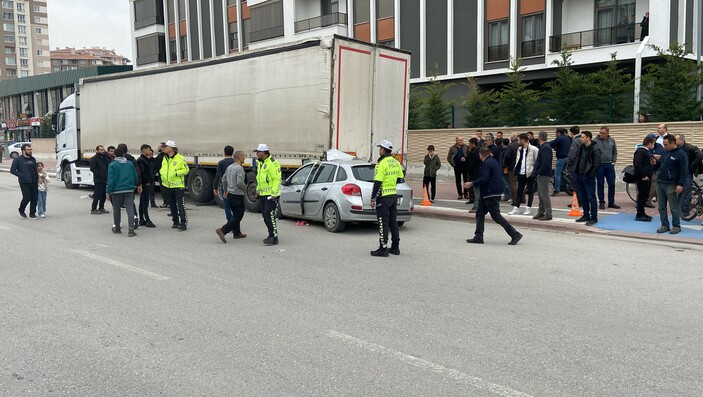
54;35;411;213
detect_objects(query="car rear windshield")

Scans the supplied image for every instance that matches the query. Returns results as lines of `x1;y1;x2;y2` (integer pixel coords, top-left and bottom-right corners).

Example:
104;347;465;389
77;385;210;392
351;165;375;182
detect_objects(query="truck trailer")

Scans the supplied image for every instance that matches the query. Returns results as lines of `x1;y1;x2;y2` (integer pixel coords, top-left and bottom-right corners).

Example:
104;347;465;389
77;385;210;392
55;36;410;212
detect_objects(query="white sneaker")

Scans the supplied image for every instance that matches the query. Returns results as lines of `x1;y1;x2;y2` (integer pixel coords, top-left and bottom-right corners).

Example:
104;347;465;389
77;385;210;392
523;206;532;215
39;214;46;218
508;206;519;215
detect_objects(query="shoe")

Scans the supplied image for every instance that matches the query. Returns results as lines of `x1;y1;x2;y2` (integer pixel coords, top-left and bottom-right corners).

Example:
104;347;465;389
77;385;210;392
469;207;477;213
532;213;544;220
215;228;227;243
656;225;670;233
635;215;652;222
263;236;279;245
465;199;475;204
645;202;656;208
172;222;179;229
112;226;121;234
28;215;38;220
89;194;94;199
177;224;187;231
370;247;389;257
670;226;681;235
389;246;400;255
99;208;110;214
466;237;484;244
507;206;519;215
145;221;156;228
538;215;553;221
159;203;169;208
523;206;532;215
39;214;46;218
551;191;560;196
457;196;463;200
599;203;605;210
133;218;139;230
429;199;434;203
508;233;523;245
464;194;470;199
139;220;146;226
18;210;27;219
575;216;590;222
91;210;101;215
608;203;621;209
233;233;247;239
151;203;158;208
128;229;137;237
585;218;598;226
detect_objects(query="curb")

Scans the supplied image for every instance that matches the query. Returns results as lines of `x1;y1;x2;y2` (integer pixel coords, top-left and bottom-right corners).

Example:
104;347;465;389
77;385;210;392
413;205;702;245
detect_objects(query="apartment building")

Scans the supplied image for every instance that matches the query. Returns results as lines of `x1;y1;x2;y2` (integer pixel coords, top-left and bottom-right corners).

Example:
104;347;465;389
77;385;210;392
0;0;49;80
51;47;131;72
131;1;698;87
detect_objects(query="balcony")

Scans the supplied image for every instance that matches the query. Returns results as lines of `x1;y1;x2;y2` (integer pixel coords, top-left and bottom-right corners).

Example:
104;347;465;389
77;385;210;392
249;25;284;42
521;39;544;58
294;12;347;33
487;44;509;62
549;23;642;52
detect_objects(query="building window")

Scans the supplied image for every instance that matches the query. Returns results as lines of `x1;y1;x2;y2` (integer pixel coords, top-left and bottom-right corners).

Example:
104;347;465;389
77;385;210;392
376;0;393;19
18;47;26;56
169;38;176;60
20;69;28;76
134;0;165;30
79;60;86;65
180;35;188;59
52;67;59;72
249;0;284;42
5;56;15;64
2;11;12;19
521;13;544;57
1;1;12;9
2;22;12;30
17;24;24;33
36;49;42;56
16;13;23;22
19;58;27;67
4;47;12;53
595;0;636;45
34;27;40;33
487;19;509;62
7;68;16;76
15;2;22;11
136;33;166;65
3;34;13;42
18;35;25;44
33;16;39;23
34;5;40;12
379;39;394;47
227;0;235;5
37;60;44;66
228;22;238;50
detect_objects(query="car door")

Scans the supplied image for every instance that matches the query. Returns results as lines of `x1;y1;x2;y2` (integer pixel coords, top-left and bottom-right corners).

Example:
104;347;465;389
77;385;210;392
302;163;338;217
280;163;316;217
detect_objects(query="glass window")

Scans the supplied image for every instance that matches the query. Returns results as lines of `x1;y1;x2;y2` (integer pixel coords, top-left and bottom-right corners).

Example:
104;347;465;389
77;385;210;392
169;39;176;60
14;2;21;11
521;13;544;57
34;27;40;33
229;22;238;50
134;0;164;29
33;16;39;23
351;165;375;182
19;58;27;66
289;164;314;185
4;46;13;53
2;33;12;42
595;0;636;45
354;0;370;23
2;1;12;9
311;164;337;184
487;19;509;61
34;5;39;12
376;0;393;19
136;33;166;65
37;60;43;66
2;22;12;30
5;56;15;64
20;69;28;77
18;47;26;56
2;11;12;19
17;24;24;33
17;35;25;44
16;13;23;22
35;49;42;56
179;35;188;59
336;166;348;182
6;69;16;76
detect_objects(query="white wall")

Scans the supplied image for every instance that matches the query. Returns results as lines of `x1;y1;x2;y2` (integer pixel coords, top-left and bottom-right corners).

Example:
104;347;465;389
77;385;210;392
295;0;320;21
561;0;593;33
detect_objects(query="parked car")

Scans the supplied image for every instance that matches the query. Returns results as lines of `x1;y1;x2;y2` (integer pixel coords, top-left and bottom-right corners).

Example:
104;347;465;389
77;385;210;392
279;160;413;232
8;142;31;159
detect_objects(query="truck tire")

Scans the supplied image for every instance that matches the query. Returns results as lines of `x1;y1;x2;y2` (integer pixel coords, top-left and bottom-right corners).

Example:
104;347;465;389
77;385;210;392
188;168;214;203
61;163;79;189
244;171;262;213
213;177;225;208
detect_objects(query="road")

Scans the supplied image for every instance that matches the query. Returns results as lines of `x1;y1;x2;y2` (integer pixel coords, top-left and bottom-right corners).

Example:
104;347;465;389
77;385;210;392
1;172;702;396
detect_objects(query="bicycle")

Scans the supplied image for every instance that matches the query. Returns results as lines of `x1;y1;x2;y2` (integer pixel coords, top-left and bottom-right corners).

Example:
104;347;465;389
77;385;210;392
681;177;703;221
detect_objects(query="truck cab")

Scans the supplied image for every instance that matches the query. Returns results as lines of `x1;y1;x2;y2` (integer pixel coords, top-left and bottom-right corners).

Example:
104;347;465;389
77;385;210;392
56;93;92;188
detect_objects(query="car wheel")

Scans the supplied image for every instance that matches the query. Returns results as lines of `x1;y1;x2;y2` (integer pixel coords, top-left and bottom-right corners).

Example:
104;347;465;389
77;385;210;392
323;202;346;232
397;221;405;227
10;152;18;159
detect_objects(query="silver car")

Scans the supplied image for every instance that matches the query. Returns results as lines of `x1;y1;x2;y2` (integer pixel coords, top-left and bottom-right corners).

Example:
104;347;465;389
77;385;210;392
279;160;413;232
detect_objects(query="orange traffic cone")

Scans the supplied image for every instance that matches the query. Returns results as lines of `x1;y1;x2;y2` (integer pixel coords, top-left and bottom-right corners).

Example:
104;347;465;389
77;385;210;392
568;192;582;217
420;185;432;206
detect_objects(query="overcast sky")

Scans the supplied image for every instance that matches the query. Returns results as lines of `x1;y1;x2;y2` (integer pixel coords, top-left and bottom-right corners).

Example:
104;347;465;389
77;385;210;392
47;0;133;62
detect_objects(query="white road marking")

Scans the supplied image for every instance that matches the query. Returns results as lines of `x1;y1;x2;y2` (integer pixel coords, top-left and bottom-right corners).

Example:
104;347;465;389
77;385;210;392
326;330;533;397
73;250;170;281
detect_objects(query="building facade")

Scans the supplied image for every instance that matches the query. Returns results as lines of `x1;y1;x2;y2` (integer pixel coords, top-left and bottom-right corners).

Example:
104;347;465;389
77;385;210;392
51;47;131;72
0;0;49;80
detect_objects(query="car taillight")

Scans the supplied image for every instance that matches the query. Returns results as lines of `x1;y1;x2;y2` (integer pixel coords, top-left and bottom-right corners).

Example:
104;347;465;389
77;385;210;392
341;183;362;196
351;205;363;210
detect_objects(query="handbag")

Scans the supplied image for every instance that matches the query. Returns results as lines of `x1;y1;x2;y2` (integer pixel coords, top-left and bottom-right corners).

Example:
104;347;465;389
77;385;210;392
622;165;637;183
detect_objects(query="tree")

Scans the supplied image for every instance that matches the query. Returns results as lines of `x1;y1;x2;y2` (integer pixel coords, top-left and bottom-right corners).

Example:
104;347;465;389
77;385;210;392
590;52;634;123
39;114;53;138
408;87;424;130
419;75;453;129
641;42;703;121
543;50;592;124
462;76;498;128
496;57;541;126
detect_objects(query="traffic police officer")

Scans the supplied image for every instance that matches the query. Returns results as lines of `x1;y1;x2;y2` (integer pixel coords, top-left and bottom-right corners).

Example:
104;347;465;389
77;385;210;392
370;140;404;257
255;143;282;245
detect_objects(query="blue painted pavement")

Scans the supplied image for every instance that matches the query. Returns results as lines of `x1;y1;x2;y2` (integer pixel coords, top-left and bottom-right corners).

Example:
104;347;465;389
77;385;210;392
595;213;703;239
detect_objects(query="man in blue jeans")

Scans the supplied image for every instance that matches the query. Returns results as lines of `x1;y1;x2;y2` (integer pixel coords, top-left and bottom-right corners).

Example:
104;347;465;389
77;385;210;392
656;135;688;234
572;131;601;226
548;128;571;195
595;126;620;210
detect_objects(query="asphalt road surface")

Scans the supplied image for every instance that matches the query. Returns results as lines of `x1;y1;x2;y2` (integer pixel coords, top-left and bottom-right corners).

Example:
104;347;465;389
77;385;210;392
1;172;702;396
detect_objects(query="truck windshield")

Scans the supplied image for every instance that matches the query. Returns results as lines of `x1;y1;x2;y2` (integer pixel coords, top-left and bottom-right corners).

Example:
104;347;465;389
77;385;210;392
351;165;375;182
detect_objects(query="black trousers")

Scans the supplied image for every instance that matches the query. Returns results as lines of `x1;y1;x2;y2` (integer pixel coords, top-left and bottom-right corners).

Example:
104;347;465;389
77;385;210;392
19;182;38;217
636;178;651;216
92;182;107;210
375;195;399;248
222;194;245;236
165;187;187;225
149;182;157;206
423;176;436;200
474;196;519;240
261;197;278;237
514;174;535;207
139;184;152;222
454;166;469;196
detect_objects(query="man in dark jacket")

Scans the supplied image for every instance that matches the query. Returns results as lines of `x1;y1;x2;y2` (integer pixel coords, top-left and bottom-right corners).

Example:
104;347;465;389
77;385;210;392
548;128;571;195
572;130;601;226
656;135;688;234
466;138;482;210
10;143;38;219
137;144;156;228
464;147;522;245
89;145;110;215
594;126;620;210
532;131;553;221
507;133;520;204
633;136;655;222
118;143;141;229
154;142;168;208
447;137;469;200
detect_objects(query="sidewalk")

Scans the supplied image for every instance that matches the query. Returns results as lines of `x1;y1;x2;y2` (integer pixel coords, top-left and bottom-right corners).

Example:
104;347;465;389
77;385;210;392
407;179;703;245
0;158;57;173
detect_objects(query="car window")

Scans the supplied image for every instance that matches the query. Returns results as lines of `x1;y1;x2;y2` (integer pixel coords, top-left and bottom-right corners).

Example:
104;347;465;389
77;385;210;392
351;165;375;182
336;167;348;182
289;165;314;185
311;164;336;184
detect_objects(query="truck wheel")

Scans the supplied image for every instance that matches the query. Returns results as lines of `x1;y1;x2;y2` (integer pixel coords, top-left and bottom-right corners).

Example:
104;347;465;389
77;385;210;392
188;168;214;203
244;180;263;213
213;177;225;208
61;163;78;189
323;202;346;233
